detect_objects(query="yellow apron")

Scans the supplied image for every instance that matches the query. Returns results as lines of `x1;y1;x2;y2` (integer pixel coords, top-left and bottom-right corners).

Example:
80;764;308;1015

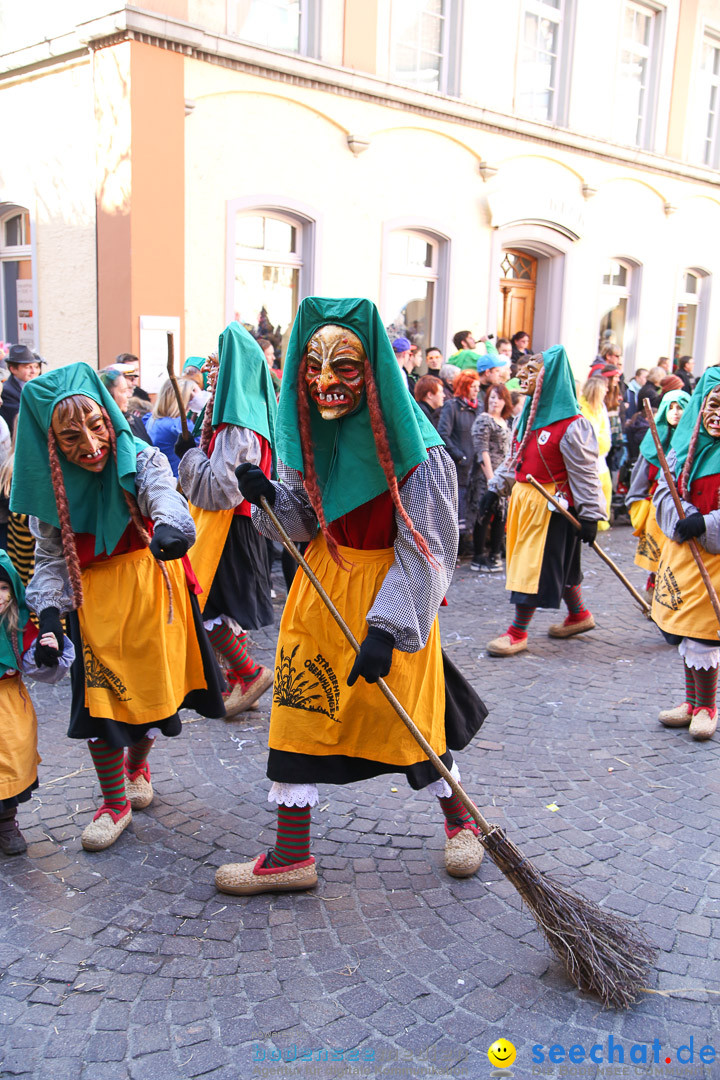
652;538;720;640
78;548;207;726
188;504;234;613
505;480;555;595
630;499;664;572
269;537;446;767
0;676;40;800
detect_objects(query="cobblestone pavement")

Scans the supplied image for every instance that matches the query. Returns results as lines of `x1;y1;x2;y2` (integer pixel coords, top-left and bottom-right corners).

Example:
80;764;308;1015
1;524;719;1080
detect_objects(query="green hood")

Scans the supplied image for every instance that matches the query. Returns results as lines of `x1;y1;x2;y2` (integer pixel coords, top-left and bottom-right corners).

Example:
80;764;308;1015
515;345;579;443
276;297;444;524
449;349;482;371
0;550;30;673
669;367;720;488
211;323;277;453
184;356;208;390
10;362;139;556
639;389;691;468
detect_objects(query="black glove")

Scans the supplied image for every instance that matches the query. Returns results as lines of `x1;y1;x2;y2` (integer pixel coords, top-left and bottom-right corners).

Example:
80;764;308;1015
479;490;499;517
149;524;189;561
174;432;197;460
347;627;395;687
578;519;598;546
675;513;706;543
235;463;275;507
34;607;64;668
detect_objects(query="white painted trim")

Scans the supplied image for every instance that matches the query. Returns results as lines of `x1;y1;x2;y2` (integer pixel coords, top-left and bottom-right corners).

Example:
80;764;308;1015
380;217;452;354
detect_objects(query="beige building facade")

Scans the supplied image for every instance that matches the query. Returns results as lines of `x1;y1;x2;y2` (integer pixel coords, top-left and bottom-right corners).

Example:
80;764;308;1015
2;0;720;385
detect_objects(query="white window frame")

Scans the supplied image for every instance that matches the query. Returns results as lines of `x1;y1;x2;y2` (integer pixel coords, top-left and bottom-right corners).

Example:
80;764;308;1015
0;205;35;349
226;0;322;57
616;0;663;149
225;198;318;332
381;222;451;352
387;0;463;97
673;268;710;371
516;0;575;126
696;32;720;168
597;257;641;372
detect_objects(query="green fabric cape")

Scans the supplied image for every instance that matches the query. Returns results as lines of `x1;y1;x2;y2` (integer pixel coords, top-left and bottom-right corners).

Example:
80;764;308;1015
449;349;482;371
183;356;208;390
668;367;720;487
10;363;139;556
515;345;580;443
0;550;30;673
639;389;691;468
275;297;444;524
211;323;277;452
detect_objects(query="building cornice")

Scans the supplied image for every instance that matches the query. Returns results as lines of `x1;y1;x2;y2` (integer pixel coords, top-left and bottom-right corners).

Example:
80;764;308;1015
2;4;720;189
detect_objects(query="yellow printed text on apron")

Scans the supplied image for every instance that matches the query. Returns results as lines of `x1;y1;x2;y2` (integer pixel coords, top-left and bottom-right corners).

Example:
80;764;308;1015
269;538;446;767
0;675;40;800
188;504;234;613
78;548;207;726
505;480;555;595
631;499;664;573
652;538;720;640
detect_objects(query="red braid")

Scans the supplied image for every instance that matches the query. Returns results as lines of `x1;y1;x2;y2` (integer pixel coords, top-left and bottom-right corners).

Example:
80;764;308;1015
200;368;218;455
296;357;346;567
363;358;437;567
47;429;84;608
102;409;174;624
678;408;703;499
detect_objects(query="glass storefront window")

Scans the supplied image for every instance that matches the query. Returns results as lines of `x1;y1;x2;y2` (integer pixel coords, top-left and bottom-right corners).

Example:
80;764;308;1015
598;260;632;354
233;211;302;361
384;230;439;348
674;272;701;361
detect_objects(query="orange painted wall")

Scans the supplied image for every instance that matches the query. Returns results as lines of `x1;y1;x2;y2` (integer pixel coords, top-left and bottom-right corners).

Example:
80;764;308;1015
343;0;378;73
129;40;185;360
666;0;700;160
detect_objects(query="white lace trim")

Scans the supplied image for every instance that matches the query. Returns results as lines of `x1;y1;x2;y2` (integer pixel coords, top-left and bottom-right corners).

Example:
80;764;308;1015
425;760;461;799
268;782;319;807
679;638;720;670
203;613;243;636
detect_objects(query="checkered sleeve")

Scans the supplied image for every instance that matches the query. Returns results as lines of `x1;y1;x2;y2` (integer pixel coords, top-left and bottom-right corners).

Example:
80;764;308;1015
367;445;459;653
250;462;320;543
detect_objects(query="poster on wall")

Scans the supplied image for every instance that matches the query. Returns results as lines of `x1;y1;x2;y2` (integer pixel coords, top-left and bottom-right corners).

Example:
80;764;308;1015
139;316;181;394
16;280;34;348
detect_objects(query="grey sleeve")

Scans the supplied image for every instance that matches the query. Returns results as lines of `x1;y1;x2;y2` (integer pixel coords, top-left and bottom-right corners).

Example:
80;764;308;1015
178;427;262;511
561;417;606;521
488;452;516;496
625;455;651;507
651;449;720;549
367;446;459;652
135;447;196;544
251;462;319;543
22;635;76;684
25;519;75;615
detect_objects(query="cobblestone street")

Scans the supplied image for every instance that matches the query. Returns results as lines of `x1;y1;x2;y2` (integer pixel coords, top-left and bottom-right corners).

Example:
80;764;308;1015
1;524;719;1080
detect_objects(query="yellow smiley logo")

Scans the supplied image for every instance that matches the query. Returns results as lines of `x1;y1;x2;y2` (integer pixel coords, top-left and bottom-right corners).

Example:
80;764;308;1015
488;1039;517;1068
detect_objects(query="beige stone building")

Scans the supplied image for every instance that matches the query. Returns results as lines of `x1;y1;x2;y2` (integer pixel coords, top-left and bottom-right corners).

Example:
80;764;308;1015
2;0;720;385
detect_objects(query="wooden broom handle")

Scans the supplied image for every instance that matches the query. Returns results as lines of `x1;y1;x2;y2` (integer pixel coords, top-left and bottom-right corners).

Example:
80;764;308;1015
166;331;190;440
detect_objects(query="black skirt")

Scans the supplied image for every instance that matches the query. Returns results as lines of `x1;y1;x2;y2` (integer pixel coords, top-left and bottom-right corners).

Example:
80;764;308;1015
204;515;274;630
1;778;38;812
67;589;226;748
267;650;487;791
510;511;582;609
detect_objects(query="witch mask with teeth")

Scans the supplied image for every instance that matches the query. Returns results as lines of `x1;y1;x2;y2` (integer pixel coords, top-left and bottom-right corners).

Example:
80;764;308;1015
304;325;366;421
51;396;112;473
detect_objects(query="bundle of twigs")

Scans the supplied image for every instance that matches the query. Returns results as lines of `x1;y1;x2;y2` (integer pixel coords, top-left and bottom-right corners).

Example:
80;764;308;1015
259;497;657;1009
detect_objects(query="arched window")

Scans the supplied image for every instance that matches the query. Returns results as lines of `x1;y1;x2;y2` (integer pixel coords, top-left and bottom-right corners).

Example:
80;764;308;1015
383;229;447;351
597;259;634;356
229;205;315;362
0;206;34;349
674;269;709;366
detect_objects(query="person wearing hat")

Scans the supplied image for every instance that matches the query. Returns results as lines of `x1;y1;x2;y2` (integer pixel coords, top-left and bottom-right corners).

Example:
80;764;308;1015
477;354;509;397
482;347;605;657
0;550;76;855
652;369;720;740
0;345;42;433
115;354;151;403
99;367;152;446
391;336;417;392
11;363;226;851
626;389;690;600
174;323;278;718
221;297;487;895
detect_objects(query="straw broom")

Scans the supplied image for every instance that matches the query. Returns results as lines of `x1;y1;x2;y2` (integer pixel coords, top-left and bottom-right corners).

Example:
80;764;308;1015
259;495;657;1009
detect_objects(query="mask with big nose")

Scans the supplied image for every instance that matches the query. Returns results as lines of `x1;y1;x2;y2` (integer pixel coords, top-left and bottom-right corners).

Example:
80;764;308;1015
51;396;111;472
304;325;366;420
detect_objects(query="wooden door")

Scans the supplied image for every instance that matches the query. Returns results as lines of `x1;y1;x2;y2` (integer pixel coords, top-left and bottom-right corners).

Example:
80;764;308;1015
499;250;537;345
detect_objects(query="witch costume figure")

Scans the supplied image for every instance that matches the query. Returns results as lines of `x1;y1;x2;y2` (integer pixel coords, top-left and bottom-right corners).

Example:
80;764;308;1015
0;550;75;855
11;363;225;851
176;323;277;718
626;389;690;600
652;368;720;741
215;296;487;896
483;347;605;657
